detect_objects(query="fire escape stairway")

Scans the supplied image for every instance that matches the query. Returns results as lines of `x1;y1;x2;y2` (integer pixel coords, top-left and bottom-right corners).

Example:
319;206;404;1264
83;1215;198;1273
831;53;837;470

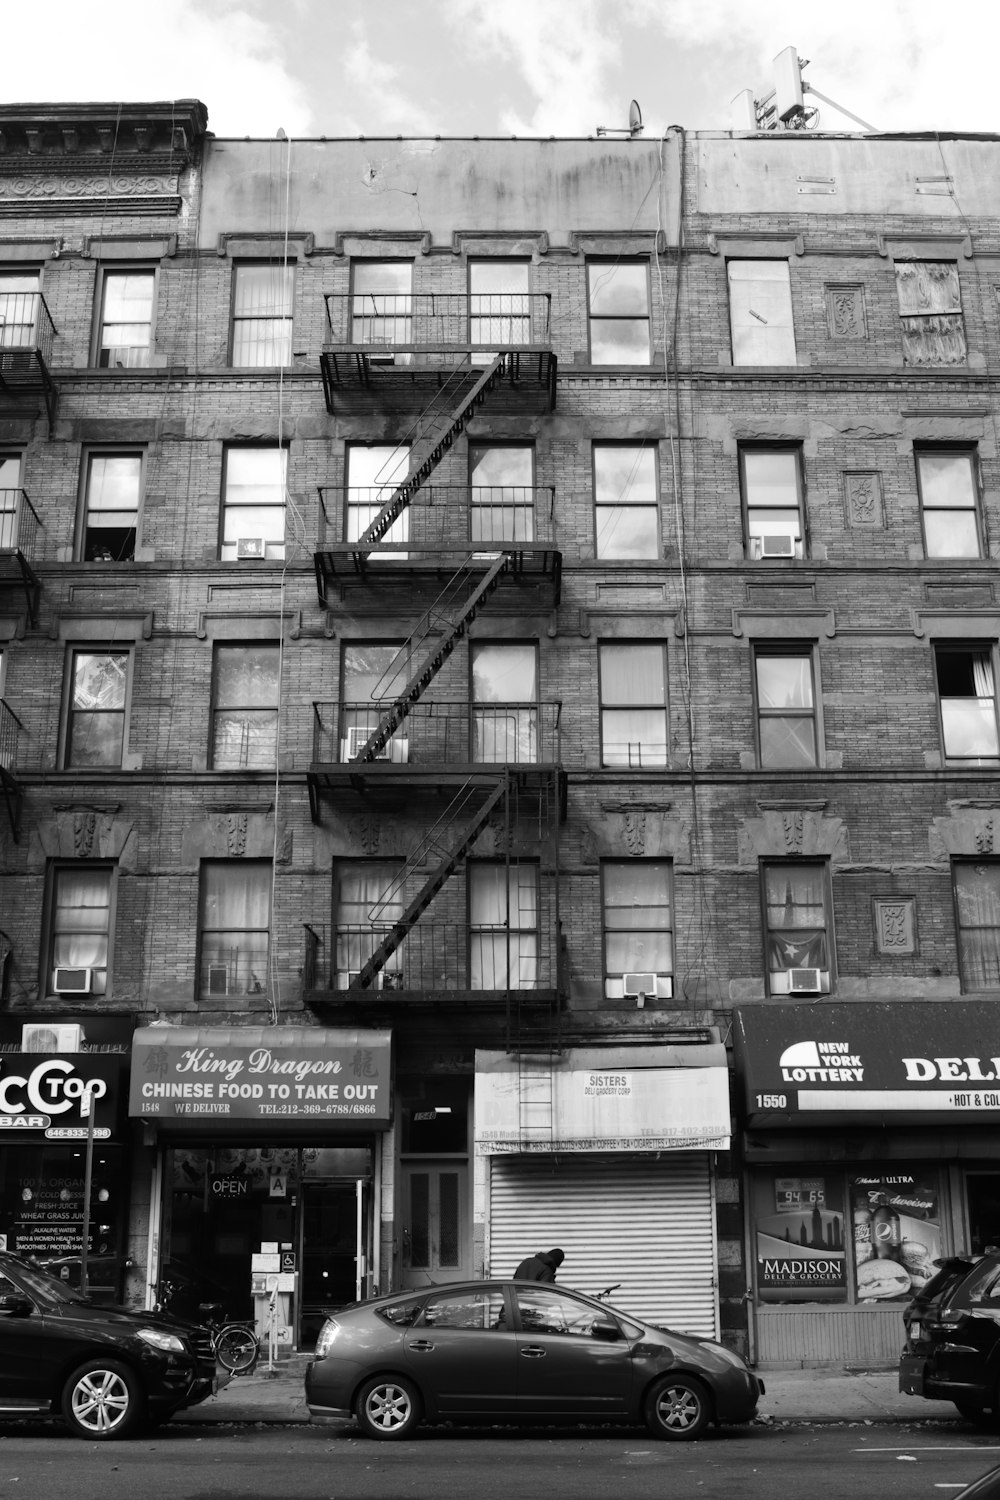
351;774;509;989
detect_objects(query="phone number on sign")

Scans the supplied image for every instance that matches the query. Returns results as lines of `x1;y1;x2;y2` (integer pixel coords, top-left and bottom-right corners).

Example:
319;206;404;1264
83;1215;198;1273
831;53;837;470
257;1102;380;1116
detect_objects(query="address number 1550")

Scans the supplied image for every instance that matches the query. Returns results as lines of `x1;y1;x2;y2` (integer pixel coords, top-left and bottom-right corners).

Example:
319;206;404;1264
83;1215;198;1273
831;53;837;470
755;1093;787;1109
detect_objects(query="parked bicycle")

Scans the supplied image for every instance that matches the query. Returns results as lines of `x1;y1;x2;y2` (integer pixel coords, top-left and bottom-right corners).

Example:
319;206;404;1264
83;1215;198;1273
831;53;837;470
156;1280;260;1375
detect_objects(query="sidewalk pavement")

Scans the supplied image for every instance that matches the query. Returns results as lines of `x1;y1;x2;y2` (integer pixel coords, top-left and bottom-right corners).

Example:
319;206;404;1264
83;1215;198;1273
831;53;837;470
179;1355;965;1429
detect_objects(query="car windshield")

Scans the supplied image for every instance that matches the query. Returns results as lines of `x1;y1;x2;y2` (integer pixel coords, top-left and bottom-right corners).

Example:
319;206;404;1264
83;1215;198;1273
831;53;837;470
1;1258;88;1308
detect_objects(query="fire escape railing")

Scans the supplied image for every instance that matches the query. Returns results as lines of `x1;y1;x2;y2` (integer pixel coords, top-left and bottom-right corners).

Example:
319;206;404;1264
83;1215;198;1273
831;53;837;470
323;292;552;347
311;699;562;768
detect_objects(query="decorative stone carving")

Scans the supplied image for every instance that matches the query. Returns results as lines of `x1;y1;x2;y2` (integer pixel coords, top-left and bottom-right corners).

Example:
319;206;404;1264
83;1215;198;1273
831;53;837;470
357;815;380;855
844;471;885;528
622;808;646;855
74;811;97;858
930;803;1000;860
737;803;847;866
0;173;179;201
781;811;804;853
874;898;917;954
825;283;867;338
226;812;248;857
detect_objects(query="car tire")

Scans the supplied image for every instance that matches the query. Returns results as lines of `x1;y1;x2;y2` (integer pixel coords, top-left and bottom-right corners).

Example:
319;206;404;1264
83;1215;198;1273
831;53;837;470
643;1374;712;1440
355;1375;422;1440
61;1359;145;1441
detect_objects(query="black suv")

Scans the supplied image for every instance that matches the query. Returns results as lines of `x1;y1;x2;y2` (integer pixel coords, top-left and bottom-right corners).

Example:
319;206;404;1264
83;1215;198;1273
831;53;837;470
900;1252;1000;1423
0;1250;217;1439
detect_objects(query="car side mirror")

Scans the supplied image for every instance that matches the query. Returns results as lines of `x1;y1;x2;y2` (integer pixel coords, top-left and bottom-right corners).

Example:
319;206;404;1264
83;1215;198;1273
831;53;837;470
591;1319;621;1342
0;1294;32;1317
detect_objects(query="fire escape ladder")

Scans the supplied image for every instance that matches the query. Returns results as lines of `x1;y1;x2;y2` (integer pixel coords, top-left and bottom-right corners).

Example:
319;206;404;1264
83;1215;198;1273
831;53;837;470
517;1055;555;1149
351;774;509;988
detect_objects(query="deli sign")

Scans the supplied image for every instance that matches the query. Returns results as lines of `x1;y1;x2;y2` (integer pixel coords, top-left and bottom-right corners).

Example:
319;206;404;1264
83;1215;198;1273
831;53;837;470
735;1003;1000;1123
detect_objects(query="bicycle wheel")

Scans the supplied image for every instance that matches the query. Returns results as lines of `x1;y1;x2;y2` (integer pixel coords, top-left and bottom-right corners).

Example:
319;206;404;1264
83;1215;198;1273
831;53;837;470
215;1324;259;1374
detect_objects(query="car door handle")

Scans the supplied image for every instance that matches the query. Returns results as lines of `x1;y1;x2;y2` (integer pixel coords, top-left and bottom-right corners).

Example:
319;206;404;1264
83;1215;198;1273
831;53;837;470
407;1340;434;1352
519;1345;546;1358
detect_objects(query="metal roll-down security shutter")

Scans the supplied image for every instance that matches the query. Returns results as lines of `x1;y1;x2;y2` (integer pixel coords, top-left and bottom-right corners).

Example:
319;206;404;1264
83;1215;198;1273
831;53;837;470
487;1152;718;1337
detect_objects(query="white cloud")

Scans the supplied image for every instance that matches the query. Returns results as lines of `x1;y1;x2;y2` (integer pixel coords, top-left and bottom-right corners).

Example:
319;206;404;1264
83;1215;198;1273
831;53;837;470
339;18;440;136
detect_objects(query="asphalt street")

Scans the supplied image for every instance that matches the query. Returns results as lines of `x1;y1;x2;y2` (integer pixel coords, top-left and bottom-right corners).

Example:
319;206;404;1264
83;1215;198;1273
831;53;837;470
1;1424;1000;1500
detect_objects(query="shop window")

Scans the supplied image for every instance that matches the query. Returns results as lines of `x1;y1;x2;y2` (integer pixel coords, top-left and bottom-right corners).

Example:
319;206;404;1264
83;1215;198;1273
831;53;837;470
762;860;832;996
935;646;999;761
598;641;667;768
954;862;1000;991
45;863;114;997
198;860;270;1000
339;642;408;762
469;443;535;543
63;647;131;768
79;451;141;562
754;648;819;768
351;260;412;348
602;860;673;1000
916;448;981;558
469;862;538;989
221;445;286;562
587;260;650;365
345;444;409;549
94;269;154;368
594;443;659;559
894;261;966;366
231;262;294;367
471;642;538;764
728;260;795;365
740;446;805;559
469;259;530;348
210;643;279;769
333;860;403;990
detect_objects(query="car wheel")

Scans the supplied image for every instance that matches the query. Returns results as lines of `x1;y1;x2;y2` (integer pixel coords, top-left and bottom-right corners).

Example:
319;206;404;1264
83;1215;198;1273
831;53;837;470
355;1375;422;1440
643;1374;712;1440
61;1359;144;1441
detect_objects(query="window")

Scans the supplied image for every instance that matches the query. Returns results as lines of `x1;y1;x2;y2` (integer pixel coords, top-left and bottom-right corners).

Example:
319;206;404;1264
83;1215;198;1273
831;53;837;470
231;262;294;367
514;1285;614;1338
935;647;999;760
0;271;39;348
469;863;538;989
763;861;832;996
598;642;667;768
345;445;409;549
916;449;980;558
221;446;286;561
894;262;966;366
741;447;804;559
47;864;113;997
0;453;22;549
80;452;141;562
587;261;650;365
351;261;412;348
594;443;659;558
211;644;279;769
333;860;403;989
754;649;818;768
728;261;795;365
954;863;1000;991
469;260;530;348
340;642;407;760
418;1287;504;1331
64;648;129;768
95;270;154;368
469;444;534;543
471;643;537;763
198;860;270;999
602;861;673;1000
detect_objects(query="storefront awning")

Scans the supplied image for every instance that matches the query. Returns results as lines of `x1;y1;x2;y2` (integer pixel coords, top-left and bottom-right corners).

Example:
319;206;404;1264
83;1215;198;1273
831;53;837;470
129;1026;392;1131
735;1002;1000;1128
474;1042;730;1154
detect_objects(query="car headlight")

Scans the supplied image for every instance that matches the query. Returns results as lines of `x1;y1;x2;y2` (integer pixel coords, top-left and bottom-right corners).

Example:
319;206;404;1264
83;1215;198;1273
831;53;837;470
314;1318;341;1358
137;1327;187;1354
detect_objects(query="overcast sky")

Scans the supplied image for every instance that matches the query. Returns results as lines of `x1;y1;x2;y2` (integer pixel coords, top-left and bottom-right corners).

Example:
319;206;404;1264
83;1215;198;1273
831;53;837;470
4;0;992;140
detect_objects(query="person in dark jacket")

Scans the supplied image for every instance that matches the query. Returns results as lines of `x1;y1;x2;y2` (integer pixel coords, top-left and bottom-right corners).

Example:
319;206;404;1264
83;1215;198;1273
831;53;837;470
513;1248;565;1282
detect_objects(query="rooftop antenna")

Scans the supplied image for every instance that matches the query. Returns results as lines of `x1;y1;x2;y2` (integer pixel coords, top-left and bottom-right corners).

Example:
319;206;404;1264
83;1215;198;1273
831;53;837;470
731;47;879;134
596;100;644;138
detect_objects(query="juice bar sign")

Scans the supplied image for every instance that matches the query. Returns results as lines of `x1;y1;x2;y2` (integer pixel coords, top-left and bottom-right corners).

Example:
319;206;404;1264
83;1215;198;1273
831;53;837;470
0;1054;119;1141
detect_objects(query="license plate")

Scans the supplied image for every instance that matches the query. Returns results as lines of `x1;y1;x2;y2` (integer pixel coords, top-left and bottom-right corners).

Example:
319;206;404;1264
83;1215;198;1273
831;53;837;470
908;1321;922;1342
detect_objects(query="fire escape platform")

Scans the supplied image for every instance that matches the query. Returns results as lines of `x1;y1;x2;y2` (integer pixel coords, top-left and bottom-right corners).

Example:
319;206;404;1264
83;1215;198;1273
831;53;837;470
314;542;561;603
320;345;556;414
306;762;566;821
0;550;41;628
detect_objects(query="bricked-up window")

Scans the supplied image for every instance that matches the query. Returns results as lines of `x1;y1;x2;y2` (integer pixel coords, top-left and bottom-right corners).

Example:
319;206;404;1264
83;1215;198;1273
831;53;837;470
0;270;39;347
587;261;650;364
95;269;154;368
916;449;981;558
472;642;538;763
935;646;999;761
334;860;403;989
741;446;805;559
351;260;412;348
727;261;795;365
469;444;534;543
64;648;130;768
754;648;818;768
763;861;832;996
221;446;286;561
345;444;409;549
598;642;667;768
602;861;673;1000
211;644;279;769
46;864;113;997
594;443;659;558
469;862;538;989
894;262;966;366
231;262;294;367
198;860;270;1000
80;451;140;562
954;862;1000;990
469;259;530;348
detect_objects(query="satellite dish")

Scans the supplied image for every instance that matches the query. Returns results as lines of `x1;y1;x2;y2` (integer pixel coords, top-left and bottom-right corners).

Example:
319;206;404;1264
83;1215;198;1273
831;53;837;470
629;100;643;136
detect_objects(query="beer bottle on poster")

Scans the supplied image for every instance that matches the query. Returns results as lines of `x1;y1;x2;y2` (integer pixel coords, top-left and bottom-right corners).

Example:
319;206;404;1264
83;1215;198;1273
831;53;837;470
853;1199;873;1264
872;1198;901;1260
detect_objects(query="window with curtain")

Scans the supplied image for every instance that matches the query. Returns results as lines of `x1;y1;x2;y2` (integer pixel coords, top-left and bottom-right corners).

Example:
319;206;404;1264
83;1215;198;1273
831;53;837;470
469;863;538;989
81;451;141;562
587;261;650;365
894;262;966;366
598;642;667;768
469;260;531;349
936;647;999;760
334;861;403;989
48;865;113;996
763;862;832;995
96;269;154;368
954;862;1000;991
471;643;538;764
198;860;270;999
0;271;39;348
231;262;294;367
469;444;534;543
340;642;408;760
0;453;23;551
351;261;412;348
594;443;659;559
916;449;980;558
221;446;286;561
602;861;673;999
345;444;409;550
755;649;818;768
741;446;805;559
64;648;129;768
211;644;279;769
728;261;795;365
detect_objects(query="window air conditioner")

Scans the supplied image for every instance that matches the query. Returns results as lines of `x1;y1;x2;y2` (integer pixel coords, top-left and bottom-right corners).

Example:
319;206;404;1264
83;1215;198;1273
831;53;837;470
207;963;229;996
21;1022;85;1053
788;967;823;994
236;536;266;560
758;533;796;558
52;968;93;995
622;972;673;1004
343;727;409;763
